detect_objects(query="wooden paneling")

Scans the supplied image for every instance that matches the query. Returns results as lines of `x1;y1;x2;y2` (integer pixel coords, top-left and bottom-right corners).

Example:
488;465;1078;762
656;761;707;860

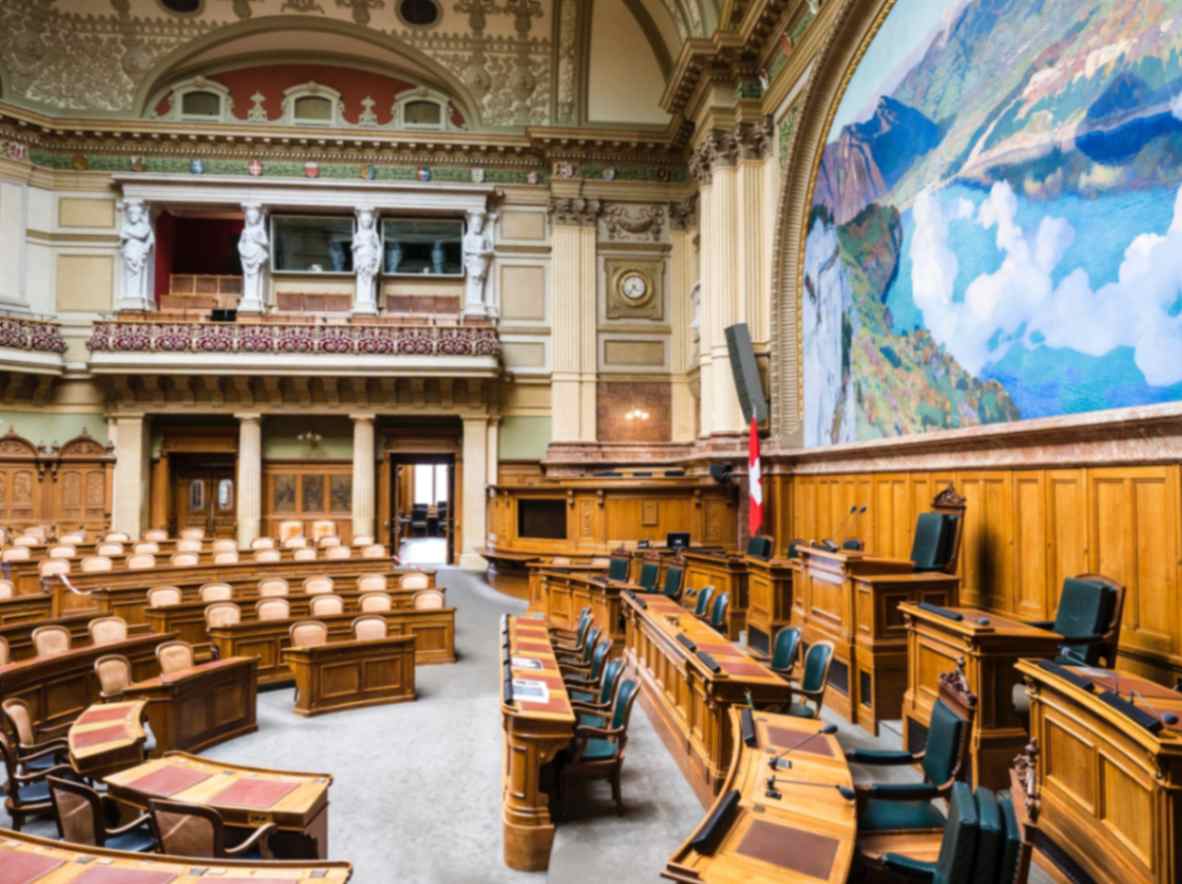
0;431;113;534
782;463;1182;681
263;462;353;542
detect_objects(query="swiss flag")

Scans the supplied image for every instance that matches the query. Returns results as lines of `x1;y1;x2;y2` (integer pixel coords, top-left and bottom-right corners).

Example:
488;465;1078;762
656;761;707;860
748;418;763;535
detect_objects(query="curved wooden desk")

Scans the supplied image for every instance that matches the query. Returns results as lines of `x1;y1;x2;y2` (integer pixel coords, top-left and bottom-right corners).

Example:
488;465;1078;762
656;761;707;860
665;708;856;883
533;568;624;650
105;752;334;860
285;635;415;716
68;700;148;779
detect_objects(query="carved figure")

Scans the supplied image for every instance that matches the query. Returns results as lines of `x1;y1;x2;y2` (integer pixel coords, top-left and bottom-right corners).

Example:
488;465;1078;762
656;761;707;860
462;210;494;315
118;200;154;310
237;203;269;312
352;209;382;315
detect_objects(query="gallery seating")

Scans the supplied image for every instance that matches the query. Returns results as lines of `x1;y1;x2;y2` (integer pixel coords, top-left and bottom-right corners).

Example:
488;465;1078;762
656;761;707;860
149;797;276;859
48;775;156;852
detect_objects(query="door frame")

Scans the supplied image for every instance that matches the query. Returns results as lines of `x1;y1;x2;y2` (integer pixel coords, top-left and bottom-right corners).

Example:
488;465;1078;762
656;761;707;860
388;453;456;565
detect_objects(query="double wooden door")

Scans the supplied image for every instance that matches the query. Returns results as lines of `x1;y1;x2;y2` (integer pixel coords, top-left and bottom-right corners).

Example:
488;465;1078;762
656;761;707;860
173;456;236;538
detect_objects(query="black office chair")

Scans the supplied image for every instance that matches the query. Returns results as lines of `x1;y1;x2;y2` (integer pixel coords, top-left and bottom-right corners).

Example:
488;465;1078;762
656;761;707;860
410;504;428;537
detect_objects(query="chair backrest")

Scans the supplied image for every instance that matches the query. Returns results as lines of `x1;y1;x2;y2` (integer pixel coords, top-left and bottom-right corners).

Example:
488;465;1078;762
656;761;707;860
127;553;156;570
582;627;602;663
39;558;69;576
324;544;351;560
923;698;972;788
1;546;29;562
250;537;275;550
598;659;625;704
156;640;194;675
2;698;37;746
770;627;803;675
932;782;980;884
360;591;393;612
289;619;328;647
148;585;182;608
303;575;334;595
293;546;317;561
204;602;241;628
149;798;227;858
254;548;281;563
607;554;630;581
176;539;201;553
200;582;233;602
611;678;640;731
361;544;386;559
352;535;375;547
974;787;1002;884
1053;574;1125;665
134;542;159;555
414;589;444;610
551;556;571;566
88;616;127;646
997;793;1026;884
49;544;76;559
746;535;774;559
357;573;387;592
170;552;199;567
310;593;344;616
213;551;239;565
284;535;309;549
144;529;168;543
49;776;105;846
709;592;729;630
94;654;131;699
106;531;131;543
400;572;429;590
638;561;659;592
318;535;341;548
211;539;236;554
278;520;303;541
179;527;205;541
81;555;112;573
911;484;968;572
32;624;70;657
60;531;87;545
12;534;37;547
0;636;8;665
311;519;335;540
800;640;834;693
258;577;289;598
694;586;714;617
353;615;387;641
96;542;124;557
662;565;684;600
0;580;12;601
257;598;291;621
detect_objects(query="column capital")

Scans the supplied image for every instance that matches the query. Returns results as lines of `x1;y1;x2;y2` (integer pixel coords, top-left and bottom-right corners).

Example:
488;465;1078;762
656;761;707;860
548;197;602;227
349;413;376;423
689;131;739;185
233;412;262;423
735;117;774;161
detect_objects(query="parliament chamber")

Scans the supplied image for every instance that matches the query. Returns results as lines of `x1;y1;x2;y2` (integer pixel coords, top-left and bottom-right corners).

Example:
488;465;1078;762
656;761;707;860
0;0;1177;881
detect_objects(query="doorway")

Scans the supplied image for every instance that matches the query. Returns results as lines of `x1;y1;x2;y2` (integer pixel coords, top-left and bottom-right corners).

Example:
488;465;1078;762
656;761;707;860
390;455;454;565
172;454;236;538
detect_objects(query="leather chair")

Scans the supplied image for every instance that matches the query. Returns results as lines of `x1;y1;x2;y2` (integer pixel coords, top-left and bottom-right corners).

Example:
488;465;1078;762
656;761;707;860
606;553;630;582
848;667;976;833
81;555;112;573
1029;574;1125;667
359;591;393;612
149;797;275;859
256;598;291;621
127;553;156;570
563;638;611;695
358;573;388;593
557;627;601;672
49;776;155;852
770;626;803;680
746;535;774;559
558;679;641;815
413;589;444;610
303;576;334;595
258;577;290;598
708;592;729;632
87;616;128;646
289;620;328;648
94;654;132;700
1;698;68;771
31;625;70;657
550;608;593;652
309;593;345;617
147;586;182;608
0;636;9;666
156;640;194;675
635;560;660;593
569;659;624;724
869;782;980;884
204;602;241;629
353;615;387;641
0;729;73;830
693;586;714;619
661;564;685;601
780;640;834;719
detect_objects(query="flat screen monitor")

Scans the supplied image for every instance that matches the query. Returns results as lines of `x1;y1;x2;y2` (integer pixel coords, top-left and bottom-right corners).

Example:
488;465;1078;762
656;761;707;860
666;532;690;549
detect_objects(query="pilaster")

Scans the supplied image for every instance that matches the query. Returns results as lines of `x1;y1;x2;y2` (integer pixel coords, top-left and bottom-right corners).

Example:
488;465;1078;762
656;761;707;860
351;414;376;541
111;414;148;539
235;413;262;549
548;197;600;443
460;415;489;571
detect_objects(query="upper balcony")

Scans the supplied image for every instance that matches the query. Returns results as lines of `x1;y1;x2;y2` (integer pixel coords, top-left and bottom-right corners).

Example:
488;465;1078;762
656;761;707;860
0;316;68;377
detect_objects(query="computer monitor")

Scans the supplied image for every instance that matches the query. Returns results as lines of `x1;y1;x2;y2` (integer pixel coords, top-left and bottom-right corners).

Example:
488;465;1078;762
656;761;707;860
666;532;690;549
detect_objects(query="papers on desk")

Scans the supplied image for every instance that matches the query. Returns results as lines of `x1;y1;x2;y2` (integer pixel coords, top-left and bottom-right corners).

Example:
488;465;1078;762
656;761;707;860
511;656;544;670
512;679;550;703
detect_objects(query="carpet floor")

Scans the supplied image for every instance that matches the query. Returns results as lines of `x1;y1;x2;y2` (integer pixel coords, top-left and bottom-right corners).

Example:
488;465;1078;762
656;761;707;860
14;568;1052;883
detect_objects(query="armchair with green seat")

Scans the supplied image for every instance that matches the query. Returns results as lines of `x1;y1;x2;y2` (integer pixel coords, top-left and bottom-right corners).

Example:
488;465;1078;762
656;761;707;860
549;607;592;649
708;592;729;632
769;626;802;681
692;586;714;620
558;678;641;815
775;640;834;719
570;659;625;725
871;782;980;884
1028;574;1125;667
661;564;685;602
847;665;976;833
563;637;611;691
619;559;660;594
605;553;631;583
555;625;601;669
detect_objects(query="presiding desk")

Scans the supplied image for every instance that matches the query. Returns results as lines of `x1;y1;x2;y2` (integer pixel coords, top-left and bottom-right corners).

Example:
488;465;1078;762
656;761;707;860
285;635;416;716
68;700;148;779
679;549;748;640
105;752;334;860
0;828;351;880
125;656;258;754
1015;659;1182;884
622;591;791;803
477;547;539;600
500;614;575;872
664;707;856;882
900;602;1060;788
209;608;455;685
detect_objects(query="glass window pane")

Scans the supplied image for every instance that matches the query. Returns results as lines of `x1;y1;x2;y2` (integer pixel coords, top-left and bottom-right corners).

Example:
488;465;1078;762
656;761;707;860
273;475;296;513
413;464;433;505
188;480;205;512
272;215;355;274
434;464;448;504
330;475;352;512
381;218;463;276
404;100;442;126
294;95;333;121
302;475;324;513
181;91;220;117
217;479;234;511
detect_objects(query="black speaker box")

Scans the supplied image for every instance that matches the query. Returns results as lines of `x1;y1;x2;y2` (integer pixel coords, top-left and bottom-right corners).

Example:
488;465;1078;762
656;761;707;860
724;323;769;424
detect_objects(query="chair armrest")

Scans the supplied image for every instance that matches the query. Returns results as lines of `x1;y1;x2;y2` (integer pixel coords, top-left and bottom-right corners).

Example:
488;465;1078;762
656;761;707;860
1027;620;1055;631
573;724;624;739
856;782;939;801
19;742;68;764
106;812;152;837
16;763;73;784
35;720;73;737
225;822;276;859
846;749;917;766
570;700;611;713
882;853;937;880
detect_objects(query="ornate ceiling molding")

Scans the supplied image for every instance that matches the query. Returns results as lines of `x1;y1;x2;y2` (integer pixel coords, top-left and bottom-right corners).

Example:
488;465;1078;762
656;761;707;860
548;196;602;226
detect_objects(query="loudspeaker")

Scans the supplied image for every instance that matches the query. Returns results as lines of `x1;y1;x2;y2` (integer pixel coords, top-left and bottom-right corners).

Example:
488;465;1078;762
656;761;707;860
211;308;238;322
709;463;734;485
724;323;769;424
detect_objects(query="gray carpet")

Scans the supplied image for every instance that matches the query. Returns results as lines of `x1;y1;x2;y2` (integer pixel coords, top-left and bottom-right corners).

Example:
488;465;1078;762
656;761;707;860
14;569;1051;882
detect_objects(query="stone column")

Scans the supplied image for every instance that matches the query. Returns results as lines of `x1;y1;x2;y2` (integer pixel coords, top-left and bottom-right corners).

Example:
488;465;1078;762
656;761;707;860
738;117;773;345
459;415;489;571
486;417;500;487
548;197;600;442
351;414;376;542
116;199;155;312
669;198;698;442
0;180;30;312
235;413;262;549
111;414;148;539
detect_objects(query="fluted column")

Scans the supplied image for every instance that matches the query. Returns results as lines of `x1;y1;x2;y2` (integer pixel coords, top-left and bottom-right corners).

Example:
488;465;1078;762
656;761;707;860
669;198;698;442
737;119;772;342
235;413;261;549
111;414;148;539
460;415;489;570
709;150;745;436
351;414;376;541
548;197;600;442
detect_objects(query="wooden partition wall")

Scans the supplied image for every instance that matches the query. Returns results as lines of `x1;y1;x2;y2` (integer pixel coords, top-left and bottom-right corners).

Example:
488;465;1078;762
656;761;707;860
784;464;1182;682
0;430;113;534
262;463;353;542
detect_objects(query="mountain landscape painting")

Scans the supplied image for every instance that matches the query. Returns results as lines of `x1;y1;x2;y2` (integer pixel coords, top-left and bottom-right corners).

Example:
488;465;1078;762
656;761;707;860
803;0;1182;447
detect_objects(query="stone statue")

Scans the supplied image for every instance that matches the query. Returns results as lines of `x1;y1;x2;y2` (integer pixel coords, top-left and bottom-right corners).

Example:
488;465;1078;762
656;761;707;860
462;210;494;316
352;208;381;315
237;203;269;313
117;200;154;311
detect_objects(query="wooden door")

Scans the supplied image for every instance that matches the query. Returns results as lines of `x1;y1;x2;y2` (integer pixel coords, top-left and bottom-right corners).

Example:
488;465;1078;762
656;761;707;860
173;464;236;538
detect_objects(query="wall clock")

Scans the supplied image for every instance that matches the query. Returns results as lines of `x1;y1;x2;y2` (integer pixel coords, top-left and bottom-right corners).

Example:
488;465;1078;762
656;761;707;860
618;271;651;304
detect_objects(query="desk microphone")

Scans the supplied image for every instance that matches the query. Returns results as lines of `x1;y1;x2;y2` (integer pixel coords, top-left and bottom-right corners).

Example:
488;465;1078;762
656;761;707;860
822;505;867;552
765;777;856;801
768;723;838;772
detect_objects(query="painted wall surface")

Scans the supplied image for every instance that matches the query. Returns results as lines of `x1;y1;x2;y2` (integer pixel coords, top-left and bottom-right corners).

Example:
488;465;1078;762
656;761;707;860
802;0;1182;447
499;416;551;460
0;412;108;448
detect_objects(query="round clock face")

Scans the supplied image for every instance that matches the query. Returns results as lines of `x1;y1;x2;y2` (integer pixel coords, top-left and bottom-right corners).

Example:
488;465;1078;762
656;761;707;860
620;272;649;301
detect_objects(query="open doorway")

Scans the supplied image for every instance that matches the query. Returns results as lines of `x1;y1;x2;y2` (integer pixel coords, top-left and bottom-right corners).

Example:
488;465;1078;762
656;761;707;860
391;455;454;565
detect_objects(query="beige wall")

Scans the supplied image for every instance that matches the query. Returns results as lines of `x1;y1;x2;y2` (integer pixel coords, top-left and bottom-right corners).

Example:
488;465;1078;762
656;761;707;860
588;0;671;125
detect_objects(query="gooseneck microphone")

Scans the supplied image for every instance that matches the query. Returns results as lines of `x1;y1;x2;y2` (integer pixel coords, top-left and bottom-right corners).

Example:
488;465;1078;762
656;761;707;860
765;778;856;801
767;723;838;772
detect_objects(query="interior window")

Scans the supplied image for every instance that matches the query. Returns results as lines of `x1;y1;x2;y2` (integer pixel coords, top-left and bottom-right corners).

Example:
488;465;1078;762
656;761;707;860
381;218;463;276
180;90;221;118
413;464;434;506
272;215;355;273
434;464;448;504
404;100;442;126
188;480;205;512
216;479;234;511
293;95;333;123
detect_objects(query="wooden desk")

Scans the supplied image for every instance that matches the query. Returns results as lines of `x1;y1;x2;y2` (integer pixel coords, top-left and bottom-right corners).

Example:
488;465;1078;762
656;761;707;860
1015;659;1182;884
664;707;856;882
106;752;334;860
477;547;538;600
0;591;54;624
0;632;173;731
680;549;748;640
125;657;258;755
500;614;575;872
622;591;791;804
527;561;607;613
0;828;351;880
744;555;795;658
534;569;624;652
285;635;415;716
209;608;455;685
899;603;1059;788
68;700;147;779
0;612;151;662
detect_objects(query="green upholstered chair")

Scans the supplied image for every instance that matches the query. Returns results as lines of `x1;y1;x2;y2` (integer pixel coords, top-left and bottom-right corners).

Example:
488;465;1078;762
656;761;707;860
708;592;729;632
770;626;803;680
1030;574;1125;667
910;511;958;572
558;626;602;673
636;561;660;593
570;659;625;725
607;555;630;582
972;788;1002;884
746;535;773;559
878;782;980;884
997;793;1030;884
662;565;685;601
780;640;834;719
564;638;611;689
693;586;714;619
560;679;641;814
786;538;806;559
550;607;593;651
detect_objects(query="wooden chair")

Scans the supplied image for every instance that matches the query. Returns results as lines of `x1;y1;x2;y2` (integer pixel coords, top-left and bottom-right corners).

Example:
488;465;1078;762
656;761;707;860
358;573;387;592
289;620;328;648
859;782;981;884
147;586;182;608
324;545;351;560
176;539;201;553
178;527;205;541
848;664;977;833
309;594;344;617
258;577;290;598
48;545;75;560
569;659;625;724
250;537;275;550
779;640;834;719
1;547;29;562
1028;574;1126;667
148;797;275;859
352;615;387;641
156;640;194;675
87;616;128;646
81;555;112;573
413;589;444;610
0;580;13;600
213;551;239;565
564;639;612;700
361;544;386;559
303;576;334;596
96;542;124;556
559;630;605;678
199;582;233;603
400;572;429;590
94;654;132;700
170;553;199;567
143;529;168;543
256;598;290;621
31;625;70;657
127;553;156;570
254;549;280;563
1;698;69;771
211;539;236;554
0;729;72;830
204;602;241;629
134;542;159;556
769;626;803;680
359;591;392;613
48;775;156;852
293;546;317;561
558;678;641;814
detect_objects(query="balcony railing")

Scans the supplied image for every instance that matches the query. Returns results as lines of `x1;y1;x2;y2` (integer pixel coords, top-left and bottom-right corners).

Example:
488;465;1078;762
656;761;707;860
0;317;67;354
86;320;500;357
